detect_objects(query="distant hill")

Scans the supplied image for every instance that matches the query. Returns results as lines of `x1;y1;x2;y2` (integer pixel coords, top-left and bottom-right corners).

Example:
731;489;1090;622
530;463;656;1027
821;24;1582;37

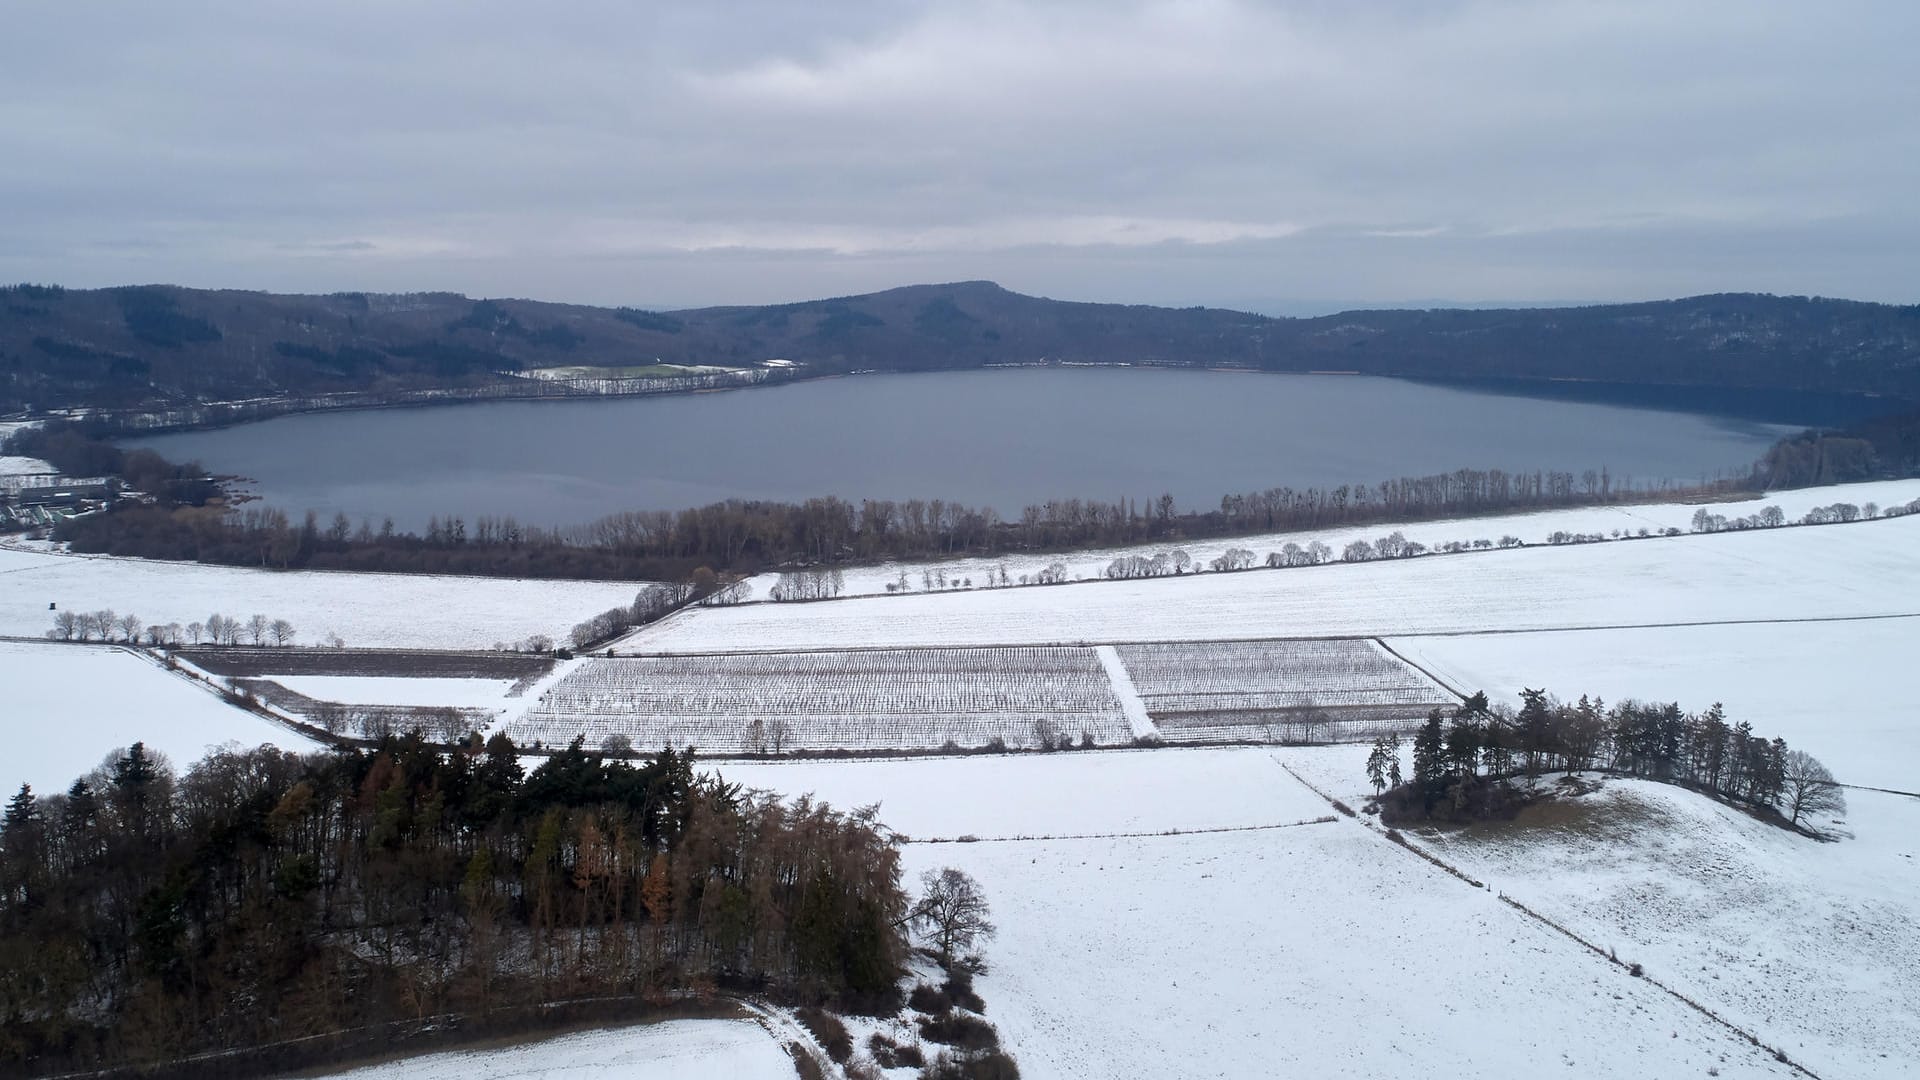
3;280;1918;414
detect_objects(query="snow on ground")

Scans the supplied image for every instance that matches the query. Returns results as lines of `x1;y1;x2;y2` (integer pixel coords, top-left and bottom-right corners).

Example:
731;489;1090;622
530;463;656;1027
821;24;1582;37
0;545;647;650
0;640;321;797
313;1019;793;1080
0;454;55;476
633;513;1920;652
742;478;1920;599
1421;782;1920;1080
273;675;521;710
1390;619;1920;792
1278;743;1920;1080
714;747;1331;840
897;819;1797;1079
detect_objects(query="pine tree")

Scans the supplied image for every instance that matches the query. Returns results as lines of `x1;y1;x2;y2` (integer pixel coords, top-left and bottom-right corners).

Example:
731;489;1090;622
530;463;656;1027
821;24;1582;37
1365;738;1393;794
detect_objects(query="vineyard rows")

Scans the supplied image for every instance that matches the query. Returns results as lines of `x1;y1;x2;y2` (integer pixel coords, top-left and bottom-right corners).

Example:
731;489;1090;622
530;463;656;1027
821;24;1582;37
1116;639;1454;734
498;639;1456;753
509;647;1132;752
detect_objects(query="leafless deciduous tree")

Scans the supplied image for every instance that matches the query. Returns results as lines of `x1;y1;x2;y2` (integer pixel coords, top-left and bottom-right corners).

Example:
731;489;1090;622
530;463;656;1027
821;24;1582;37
269;619;296;646
910;867;995;968
1780;750;1846;827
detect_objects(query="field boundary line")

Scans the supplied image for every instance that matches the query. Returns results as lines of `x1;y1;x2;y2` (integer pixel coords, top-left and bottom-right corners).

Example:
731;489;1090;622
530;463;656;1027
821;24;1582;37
1274;760;1826;1080
1094;644;1158;740
902;815;1336;845
1369;637;1469;702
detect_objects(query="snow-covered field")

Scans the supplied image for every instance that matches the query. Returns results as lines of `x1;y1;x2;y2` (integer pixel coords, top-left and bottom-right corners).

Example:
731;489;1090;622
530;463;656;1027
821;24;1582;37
1391;619;1920;792
1418;782;1920;1080
741;478;1920;599
0;454;55;477
0;545;646;650
896;806;1800;1078
0;640;321;797
723;744;1920;1079
274;675;523;710
314;1019;793;1080
633;512;1920;652
715;746;1332;840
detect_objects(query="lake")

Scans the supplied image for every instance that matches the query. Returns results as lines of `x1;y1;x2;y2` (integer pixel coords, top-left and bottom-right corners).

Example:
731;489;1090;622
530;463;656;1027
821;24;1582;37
132;368;1812;531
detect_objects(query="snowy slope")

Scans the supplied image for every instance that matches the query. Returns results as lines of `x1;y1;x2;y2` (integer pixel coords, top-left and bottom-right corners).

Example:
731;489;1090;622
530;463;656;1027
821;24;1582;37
631;513;1920;652
1421;782;1920;1080
744;478;1920;599
898;820;1798;1079
0;640;321;797
1390;619;1920;792
313;1019;793;1080
0;545;646;650
714;747;1332;840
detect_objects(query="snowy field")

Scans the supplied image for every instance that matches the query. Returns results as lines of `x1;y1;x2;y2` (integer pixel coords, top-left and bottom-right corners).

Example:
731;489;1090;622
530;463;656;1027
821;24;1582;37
314;1019;793;1080
714;746;1332;840
274;675;523;710
1391;619;1920;792
633;512;1920;652
0;454;55;477
1418;782;1920;1080
741;478;1920;599
897;817;1798;1079
0;640;321;797
0;545;646;650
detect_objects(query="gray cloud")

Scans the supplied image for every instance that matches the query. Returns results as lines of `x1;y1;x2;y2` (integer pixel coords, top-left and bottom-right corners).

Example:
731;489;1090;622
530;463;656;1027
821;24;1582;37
1;0;1914;308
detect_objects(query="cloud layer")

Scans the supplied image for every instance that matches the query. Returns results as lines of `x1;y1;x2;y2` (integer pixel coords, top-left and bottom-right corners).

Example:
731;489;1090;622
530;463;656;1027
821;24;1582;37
2;1;1914;310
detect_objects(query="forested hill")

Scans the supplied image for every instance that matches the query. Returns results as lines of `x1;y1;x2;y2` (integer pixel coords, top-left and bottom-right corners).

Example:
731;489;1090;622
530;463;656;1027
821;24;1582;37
3;280;1919;413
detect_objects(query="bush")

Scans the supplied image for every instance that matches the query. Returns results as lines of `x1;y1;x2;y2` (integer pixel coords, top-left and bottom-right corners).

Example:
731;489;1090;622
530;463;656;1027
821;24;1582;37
871;1033;926;1069
918;1012;998;1052
920;1049;1021;1080
943;968;985;1013
796;1006;852;1063
909;983;952;1015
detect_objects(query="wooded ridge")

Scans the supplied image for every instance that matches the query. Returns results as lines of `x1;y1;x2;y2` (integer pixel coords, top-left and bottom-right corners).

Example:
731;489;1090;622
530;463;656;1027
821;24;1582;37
4;281;1918;413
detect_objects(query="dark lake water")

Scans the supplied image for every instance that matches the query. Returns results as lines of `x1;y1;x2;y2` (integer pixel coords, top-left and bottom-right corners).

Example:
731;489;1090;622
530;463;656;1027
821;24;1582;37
133;368;1809;531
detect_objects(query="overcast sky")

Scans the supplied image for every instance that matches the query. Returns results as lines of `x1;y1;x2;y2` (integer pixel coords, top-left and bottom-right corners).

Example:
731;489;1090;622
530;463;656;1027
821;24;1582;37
2;1;1915;313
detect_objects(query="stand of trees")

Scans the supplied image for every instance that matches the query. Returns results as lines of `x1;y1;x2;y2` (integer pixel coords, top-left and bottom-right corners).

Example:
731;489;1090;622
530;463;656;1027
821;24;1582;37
1371;690;1845;829
0;736;908;1077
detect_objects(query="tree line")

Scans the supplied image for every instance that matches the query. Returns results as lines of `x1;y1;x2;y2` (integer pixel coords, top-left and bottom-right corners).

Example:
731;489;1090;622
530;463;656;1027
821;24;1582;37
49;609;299;647
0;736;911;1076
1368;691;1845;829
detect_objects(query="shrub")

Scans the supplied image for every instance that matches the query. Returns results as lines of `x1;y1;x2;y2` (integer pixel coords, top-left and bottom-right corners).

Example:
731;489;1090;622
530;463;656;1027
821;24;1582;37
918;1012;998;1052
943;967;986;1013
920;1049;1022;1080
871;1033;926;1069
797;1006;852;1063
909;983;952;1015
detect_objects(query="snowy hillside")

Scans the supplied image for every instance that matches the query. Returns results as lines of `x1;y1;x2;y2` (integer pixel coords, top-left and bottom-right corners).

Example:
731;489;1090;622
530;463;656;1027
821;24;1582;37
633;512;1920;652
0;640;320;796
743;478;1920;599
0;545;646;650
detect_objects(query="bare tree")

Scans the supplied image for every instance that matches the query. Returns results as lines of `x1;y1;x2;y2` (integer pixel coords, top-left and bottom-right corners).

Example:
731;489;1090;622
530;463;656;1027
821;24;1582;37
247;614;270;646
187;621;205;645
767;717;792;755
51;610;80;640
116;613;142;644
269;619;296;646
1780;750;1846;827
910;867;996;968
